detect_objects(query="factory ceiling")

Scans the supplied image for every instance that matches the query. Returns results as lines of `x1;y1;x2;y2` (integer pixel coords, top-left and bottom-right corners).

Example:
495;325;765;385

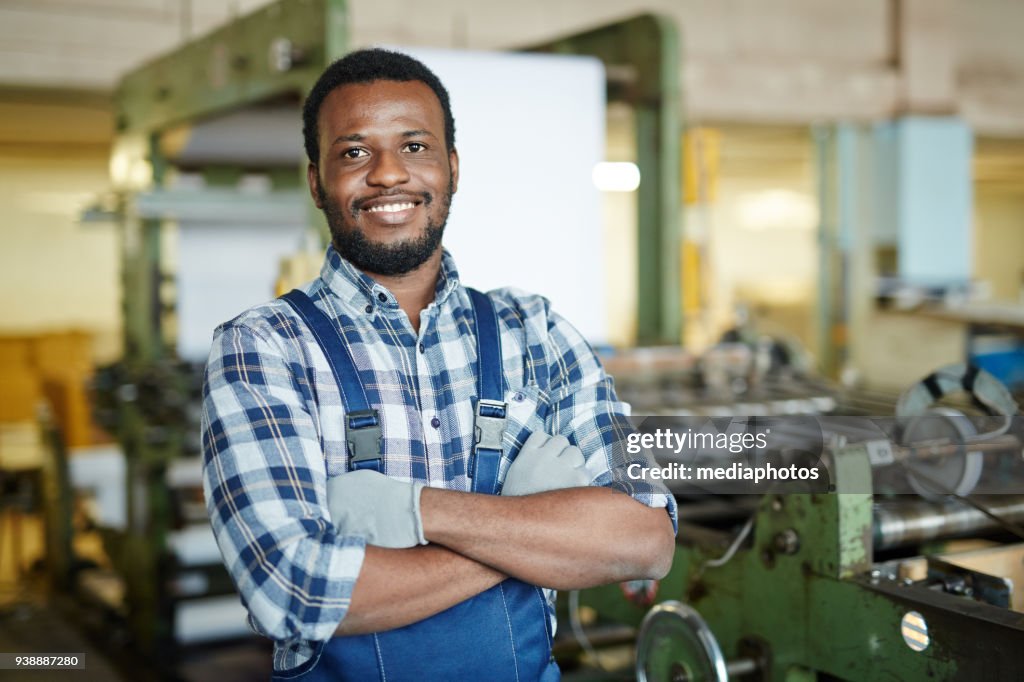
1;1;1023;134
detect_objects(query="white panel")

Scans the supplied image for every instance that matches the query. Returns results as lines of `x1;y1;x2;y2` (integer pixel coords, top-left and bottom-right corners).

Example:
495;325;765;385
177;221;307;361
395;47;609;343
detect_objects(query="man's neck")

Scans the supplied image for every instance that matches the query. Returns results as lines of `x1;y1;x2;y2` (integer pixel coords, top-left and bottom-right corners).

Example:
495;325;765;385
362;249;443;333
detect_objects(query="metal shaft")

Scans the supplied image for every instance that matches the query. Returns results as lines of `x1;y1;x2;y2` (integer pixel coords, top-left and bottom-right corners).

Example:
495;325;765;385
671;657;758;682
726;658;759;677
892;434;1022;464
874;495;1024;550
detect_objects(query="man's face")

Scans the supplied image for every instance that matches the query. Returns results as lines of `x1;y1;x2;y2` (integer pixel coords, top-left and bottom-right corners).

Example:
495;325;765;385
309;79;459;276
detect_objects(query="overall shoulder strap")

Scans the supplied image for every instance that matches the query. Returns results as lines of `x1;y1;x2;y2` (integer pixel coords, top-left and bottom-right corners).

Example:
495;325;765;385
280;289;383;472
467;287;507;494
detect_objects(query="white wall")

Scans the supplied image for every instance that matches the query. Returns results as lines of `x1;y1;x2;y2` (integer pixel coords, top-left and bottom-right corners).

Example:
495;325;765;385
975;190;1024;302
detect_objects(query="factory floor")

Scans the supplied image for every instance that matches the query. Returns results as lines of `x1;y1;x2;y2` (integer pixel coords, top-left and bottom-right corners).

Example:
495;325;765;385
0;584;274;682
0;593;272;681
0;510;273;681
0;591;124;681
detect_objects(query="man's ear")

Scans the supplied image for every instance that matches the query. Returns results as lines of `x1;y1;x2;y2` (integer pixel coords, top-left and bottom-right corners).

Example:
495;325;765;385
449;148;459;194
307;163;324;208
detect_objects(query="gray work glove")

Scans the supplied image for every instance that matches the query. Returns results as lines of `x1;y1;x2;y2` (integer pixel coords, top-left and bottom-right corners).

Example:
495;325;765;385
326;470;427;548
501;431;590;496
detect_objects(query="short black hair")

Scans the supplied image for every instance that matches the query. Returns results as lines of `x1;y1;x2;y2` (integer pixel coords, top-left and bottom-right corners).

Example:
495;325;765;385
302;48;456;165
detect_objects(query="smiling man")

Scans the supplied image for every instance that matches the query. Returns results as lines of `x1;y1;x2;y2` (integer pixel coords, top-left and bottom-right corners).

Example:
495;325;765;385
201;48;676;681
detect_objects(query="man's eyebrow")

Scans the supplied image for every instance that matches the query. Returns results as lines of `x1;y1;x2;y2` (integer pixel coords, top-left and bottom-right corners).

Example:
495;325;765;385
402;129;437;139
331;133;365;146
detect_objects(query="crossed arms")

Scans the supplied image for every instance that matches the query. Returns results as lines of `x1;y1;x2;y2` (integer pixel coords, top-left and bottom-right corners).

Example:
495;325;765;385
337;483;676;635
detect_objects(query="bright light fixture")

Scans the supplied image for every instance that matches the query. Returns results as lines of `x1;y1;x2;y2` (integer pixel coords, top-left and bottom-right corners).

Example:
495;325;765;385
592;162;640;192
736;189;818;231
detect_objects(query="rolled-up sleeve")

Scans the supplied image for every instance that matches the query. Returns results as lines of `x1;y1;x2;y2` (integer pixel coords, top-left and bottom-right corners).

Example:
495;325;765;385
543;311;678;534
201;320;365;645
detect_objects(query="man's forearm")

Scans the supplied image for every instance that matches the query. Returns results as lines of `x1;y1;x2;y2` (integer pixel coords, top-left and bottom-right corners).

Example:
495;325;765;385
420;486;675;590
336;544;505;635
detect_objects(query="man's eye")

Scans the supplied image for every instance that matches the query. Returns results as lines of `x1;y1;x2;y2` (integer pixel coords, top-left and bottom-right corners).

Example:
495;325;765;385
404;142;425;153
342;148;367;159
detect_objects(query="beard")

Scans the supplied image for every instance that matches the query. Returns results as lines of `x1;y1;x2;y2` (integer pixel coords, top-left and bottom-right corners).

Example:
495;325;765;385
319;176;453;277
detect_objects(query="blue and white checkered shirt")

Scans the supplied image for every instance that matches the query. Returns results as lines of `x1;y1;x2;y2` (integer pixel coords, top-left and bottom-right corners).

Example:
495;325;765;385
201;246;677;672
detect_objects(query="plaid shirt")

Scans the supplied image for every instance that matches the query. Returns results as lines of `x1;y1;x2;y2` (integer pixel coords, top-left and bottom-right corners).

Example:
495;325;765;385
201;246;677;672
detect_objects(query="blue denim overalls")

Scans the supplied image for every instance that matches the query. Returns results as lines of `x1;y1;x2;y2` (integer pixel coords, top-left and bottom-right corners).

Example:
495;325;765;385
276;288;560;682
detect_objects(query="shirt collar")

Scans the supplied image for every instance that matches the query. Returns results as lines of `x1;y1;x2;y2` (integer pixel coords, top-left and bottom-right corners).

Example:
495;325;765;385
318;244;462;311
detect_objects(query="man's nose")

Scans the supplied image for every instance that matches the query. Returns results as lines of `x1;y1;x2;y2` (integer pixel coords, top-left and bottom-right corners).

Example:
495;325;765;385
366;150;410;187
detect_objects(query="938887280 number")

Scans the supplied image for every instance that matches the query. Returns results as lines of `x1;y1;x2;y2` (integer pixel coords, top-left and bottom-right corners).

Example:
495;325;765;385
1;654;84;669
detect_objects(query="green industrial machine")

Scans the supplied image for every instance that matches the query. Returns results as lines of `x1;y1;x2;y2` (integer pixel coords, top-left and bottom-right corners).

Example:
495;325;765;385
576;368;1024;681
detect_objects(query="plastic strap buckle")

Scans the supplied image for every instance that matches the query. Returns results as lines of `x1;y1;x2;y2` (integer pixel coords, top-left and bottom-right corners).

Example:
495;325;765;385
346;409;383;464
470;399;507;476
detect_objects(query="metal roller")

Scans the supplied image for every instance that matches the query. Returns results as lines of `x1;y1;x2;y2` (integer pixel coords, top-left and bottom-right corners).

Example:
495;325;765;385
159;105;302;167
874;495;1024;550
900;407;984;500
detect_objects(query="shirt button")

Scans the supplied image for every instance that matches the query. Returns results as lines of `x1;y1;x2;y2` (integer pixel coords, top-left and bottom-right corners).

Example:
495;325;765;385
364;304;373;314
430;416;441;429
377;292;387;303
418;342;425;354
513;392;525;402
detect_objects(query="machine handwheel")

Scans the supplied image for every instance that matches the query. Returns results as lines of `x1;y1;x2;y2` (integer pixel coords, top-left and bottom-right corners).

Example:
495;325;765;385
635;601;728;682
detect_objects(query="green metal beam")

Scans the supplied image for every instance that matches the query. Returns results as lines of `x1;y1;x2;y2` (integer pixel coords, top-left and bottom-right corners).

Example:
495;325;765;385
528;15;683;345
115;0;348;135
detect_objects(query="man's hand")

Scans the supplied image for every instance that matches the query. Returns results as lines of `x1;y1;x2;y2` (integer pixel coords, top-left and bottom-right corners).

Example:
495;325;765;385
327;470;427;548
501;432;590;496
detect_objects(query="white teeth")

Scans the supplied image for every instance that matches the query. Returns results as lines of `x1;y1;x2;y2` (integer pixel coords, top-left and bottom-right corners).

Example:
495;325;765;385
366;202;416;213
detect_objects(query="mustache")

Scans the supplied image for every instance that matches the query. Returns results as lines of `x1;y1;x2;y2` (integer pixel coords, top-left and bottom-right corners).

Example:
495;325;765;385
351;190;433;212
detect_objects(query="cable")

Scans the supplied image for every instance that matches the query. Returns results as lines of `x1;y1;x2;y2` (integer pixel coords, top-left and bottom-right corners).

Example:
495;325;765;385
966;414;1013;442
696;515;755;578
